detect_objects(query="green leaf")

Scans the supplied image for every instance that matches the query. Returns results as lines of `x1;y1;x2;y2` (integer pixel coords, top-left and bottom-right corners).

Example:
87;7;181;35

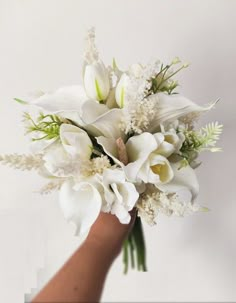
14;98;29;105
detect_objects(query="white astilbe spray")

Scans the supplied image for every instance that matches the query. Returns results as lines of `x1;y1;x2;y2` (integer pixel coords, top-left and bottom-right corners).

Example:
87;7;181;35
83;27;99;64
38;179;65;194
120;61;161;134
137;184;201;225
89;155;111;175
77;155;111;178
120;99;157;134
0;154;43;171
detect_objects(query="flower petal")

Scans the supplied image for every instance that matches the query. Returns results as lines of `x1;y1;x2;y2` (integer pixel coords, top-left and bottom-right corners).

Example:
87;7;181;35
60;124;92;159
83;60;110;101
32;85;87;112
80;100;109;123
81;104;125;139
102;168;139;224
149;154;174;183
156;162;199;201
124;133;158;181
96;136;123;166
59;180;102;235
29;137;57;153
42;141;75;177
148;93;216;132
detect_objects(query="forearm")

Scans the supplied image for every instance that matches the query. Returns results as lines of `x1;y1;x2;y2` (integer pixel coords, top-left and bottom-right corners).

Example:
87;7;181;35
32;239;116;303
32;212;135;303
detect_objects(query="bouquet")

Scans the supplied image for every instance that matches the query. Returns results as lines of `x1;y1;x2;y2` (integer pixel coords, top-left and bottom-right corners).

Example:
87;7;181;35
0;28;223;273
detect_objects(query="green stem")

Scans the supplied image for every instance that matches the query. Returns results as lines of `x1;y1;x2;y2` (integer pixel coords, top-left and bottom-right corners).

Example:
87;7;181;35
123;239;129;274
122;216;147;274
128;234;135;269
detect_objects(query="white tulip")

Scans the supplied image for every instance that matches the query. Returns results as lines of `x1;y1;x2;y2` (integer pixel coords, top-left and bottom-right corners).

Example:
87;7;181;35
59;124;93;159
83;60;110;102
42;124;93;178
125;133;174;184
42;141;76;178
97;132;174;185
115;73;130;108
153;131;185;158
156;162;199;202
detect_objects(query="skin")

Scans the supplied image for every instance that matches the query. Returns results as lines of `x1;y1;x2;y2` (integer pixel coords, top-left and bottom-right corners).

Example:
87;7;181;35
32;210;136;303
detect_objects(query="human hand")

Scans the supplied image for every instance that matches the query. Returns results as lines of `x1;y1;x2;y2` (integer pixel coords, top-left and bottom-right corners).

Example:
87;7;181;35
85;209;137;259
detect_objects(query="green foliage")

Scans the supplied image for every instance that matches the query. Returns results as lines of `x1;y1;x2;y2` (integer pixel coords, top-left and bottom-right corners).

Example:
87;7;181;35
148;58;189;96
23;112;65;141
14;98;29;105
179;122;223;164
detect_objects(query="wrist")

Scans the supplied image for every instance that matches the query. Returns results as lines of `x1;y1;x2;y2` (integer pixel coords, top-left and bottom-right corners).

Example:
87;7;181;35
85;233;123;260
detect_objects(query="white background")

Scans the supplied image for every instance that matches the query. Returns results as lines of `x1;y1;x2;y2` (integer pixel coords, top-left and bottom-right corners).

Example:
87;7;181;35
0;0;235;302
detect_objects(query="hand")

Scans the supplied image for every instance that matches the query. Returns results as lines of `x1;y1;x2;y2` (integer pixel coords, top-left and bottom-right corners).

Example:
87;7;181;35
86;209;137;258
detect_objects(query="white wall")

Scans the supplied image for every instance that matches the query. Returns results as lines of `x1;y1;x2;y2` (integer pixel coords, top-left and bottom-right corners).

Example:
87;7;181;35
0;0;235;302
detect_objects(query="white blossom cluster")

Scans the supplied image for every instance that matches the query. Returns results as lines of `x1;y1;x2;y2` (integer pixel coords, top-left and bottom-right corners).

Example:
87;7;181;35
137;184;201;226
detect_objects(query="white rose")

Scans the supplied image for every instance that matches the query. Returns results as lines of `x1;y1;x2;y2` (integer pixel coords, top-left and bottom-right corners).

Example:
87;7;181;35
89;168;139;224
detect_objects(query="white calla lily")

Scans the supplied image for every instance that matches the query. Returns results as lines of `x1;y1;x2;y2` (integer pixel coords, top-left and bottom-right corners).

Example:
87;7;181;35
59;179;102;235
156;162;199;202
115;73;130;108
80;100;109;122
83;60;110;102
148;92;217;132
31;85;87;112
60;124;92;159
96;136;123;166
80;101;125;139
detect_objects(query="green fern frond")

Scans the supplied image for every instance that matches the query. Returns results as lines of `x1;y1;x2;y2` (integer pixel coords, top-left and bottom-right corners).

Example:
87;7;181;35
199;122;223;149
179;121;223;164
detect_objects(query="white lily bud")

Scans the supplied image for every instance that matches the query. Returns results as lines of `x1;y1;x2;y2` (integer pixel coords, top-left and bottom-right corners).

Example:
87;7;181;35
83;60;110;102
115;73;130;108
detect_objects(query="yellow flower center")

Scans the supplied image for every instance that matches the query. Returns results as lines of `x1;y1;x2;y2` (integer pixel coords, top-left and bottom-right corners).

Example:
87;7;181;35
151;164;162;175
150;162;170;183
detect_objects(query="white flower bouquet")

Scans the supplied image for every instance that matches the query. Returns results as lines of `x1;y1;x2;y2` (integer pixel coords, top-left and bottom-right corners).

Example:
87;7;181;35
0;28;223;273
